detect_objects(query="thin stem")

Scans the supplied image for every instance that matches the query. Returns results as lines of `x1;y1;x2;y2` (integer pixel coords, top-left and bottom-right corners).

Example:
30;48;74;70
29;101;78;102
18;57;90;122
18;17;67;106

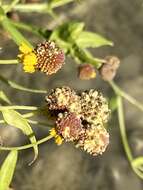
3;3;49;13
0;105;38;111
11;20;43;37
109;80;143;112
22;111;37;118
0;59;19;64
0;75;47;94
117;96;133;162
5;0;20;13
0;134;53;151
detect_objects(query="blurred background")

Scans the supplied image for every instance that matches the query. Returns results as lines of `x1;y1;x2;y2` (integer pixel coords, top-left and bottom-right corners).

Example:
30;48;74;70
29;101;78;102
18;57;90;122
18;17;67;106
0;0;143;189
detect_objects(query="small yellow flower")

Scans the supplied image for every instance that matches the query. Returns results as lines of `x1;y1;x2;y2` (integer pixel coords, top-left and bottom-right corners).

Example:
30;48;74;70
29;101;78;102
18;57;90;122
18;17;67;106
18;43;37;73
50;128;57;137
55;136;63;145
50;128;63;145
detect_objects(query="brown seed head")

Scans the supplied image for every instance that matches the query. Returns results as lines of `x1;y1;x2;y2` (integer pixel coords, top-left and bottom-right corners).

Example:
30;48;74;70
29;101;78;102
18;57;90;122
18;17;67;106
56;112;84;141
99;56;120;81
35;41;65;75
80;90;110;125
45;86;81;114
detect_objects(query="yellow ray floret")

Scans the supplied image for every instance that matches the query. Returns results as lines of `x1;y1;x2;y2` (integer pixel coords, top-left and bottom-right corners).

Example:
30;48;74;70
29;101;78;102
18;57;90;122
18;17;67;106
18;43;37;73
50;128;63;145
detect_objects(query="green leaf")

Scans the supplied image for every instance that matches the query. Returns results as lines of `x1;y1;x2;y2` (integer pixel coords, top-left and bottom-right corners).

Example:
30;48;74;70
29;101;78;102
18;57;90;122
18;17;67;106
1;17;32;47
2;110;38;164
0;91;11;104
50;22;84;46
76;31;113;48
0;150;18;190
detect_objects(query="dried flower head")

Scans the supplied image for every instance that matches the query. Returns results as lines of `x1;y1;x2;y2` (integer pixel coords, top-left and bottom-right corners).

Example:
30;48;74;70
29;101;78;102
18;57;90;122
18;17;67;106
46;86;81;114
46;87;110;156
78;64;96;80
56;112;84;141
18;41;65;74
76;124;109;156
99;56;120;81
35;41;65;75
80;89;110;125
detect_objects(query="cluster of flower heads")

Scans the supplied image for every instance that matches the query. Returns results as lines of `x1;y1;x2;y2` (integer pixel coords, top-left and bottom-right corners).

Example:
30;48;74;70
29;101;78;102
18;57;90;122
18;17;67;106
18;41;65;74
46;86;110;156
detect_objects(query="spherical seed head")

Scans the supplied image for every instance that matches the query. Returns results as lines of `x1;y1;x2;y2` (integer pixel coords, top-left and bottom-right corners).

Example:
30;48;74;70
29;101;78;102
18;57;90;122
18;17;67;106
78;64;96;80
45;86;81;114
76;124;109;156
80;90;110;125
56;112;84;141
35;41;65;75
99;56;120;81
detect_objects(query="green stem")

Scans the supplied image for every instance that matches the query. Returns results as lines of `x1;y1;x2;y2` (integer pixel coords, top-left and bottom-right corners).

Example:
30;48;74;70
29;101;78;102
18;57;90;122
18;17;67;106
109;80;143;112
117;96;133;162
11;20;43;37
0;134;53;151
0;105;38;111
3;3;49;13
0;75;47;94
0;59;19;64
4;0;20;13
0;118;52;127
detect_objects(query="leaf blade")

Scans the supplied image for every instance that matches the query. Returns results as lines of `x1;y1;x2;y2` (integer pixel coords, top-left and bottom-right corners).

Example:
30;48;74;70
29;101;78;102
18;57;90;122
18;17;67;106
2;110;38;164
76;31;113;48
0;150;18;190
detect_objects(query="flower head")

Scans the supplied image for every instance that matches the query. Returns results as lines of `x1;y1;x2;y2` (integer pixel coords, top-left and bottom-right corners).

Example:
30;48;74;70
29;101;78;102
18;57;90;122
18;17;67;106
76;124;109;156
35;41;65;75
80;89;110;125
46;87;110;156
45;86;81;114
18;41;65;74
78;64;96;80
56;112;84;141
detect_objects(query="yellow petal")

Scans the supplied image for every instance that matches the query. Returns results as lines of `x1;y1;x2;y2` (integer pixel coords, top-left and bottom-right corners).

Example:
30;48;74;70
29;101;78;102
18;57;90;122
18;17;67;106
19;43;33;54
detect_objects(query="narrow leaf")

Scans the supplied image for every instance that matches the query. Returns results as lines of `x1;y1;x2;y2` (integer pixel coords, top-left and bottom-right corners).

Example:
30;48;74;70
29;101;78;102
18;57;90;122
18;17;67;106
0;91;11;104
2;110;38;164
0;150;18;190
1;17;32;47
76;31;113;48
0;76;47;94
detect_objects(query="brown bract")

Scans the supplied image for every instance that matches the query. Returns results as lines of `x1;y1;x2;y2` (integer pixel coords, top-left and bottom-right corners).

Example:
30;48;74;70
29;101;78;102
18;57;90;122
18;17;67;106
99;56;120;81
78;64;96;80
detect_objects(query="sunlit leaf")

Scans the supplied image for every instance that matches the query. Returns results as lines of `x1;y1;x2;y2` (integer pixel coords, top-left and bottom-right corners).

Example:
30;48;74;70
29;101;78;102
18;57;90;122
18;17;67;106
76;31;113;48
0;150;18;190
0;91;11;104
2;110;38;164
